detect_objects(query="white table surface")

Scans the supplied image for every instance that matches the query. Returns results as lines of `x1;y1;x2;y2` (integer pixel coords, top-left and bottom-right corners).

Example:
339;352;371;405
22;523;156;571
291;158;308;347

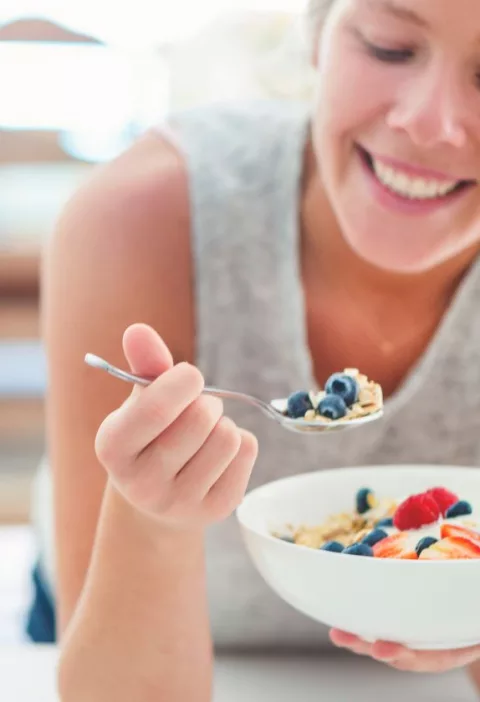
0;646;478;702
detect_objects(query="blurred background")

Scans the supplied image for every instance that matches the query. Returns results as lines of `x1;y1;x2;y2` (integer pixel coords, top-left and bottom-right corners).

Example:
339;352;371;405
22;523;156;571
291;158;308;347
0;0;314;644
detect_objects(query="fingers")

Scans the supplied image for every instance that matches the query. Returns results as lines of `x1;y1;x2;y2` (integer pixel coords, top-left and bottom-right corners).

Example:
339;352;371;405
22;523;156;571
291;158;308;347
123;424;256;525
203;429;258;520
138;394;225;481
174;416;243;498
123;323;174;378
330;630;480;673
330;631;376;657
386;644;480;672
330;630;367;650
94;324;260;527
122;323;175;406
96;362;204;465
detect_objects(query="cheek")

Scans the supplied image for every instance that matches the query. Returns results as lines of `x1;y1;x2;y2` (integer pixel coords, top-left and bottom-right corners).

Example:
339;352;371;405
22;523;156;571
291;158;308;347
315;49;401;142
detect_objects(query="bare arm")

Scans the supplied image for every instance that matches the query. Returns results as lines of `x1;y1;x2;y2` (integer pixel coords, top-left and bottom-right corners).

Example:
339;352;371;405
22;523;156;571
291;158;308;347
42;133;195;635
46;132;258;701
57;484;212;702
55;318;257;702
42;134;216;699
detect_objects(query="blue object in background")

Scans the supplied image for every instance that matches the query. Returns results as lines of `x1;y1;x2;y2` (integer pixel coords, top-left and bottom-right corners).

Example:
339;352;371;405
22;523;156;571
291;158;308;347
0;342;46;398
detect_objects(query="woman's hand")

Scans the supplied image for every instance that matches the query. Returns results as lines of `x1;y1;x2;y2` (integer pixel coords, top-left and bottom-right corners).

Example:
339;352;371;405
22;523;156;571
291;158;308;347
95;322;259;528
330;629;480;673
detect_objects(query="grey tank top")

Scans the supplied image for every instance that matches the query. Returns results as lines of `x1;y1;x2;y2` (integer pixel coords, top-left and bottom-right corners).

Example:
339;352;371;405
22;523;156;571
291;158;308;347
34;99;480;651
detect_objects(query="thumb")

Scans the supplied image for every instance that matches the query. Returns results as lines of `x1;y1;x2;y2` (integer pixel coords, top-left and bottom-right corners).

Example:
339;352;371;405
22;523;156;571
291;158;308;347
122;323;174;382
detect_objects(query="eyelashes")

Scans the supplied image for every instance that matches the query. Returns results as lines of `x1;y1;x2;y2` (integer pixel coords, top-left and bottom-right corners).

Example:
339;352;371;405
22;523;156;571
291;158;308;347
363;41;415;64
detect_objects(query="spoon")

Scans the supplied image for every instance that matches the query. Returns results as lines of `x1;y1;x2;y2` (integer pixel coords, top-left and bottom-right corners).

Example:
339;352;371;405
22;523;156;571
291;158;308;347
84;354;383;435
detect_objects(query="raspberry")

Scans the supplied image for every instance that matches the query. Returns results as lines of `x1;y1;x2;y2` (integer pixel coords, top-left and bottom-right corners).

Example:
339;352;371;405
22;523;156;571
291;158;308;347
393;492;441;531
425;487;459;517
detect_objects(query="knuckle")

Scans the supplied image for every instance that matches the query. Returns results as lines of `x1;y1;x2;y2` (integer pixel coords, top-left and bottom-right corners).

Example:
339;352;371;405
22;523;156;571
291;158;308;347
142;394;172;427
202;395;224;423
213;491;243;521
213;417;242;454
226;463;255;509
95;413;124;467
187;395;223;430
210;470;251;521
240;430;259;461
206;492;234;522
210;505;233;522
142;364;207;429
174;362;205;393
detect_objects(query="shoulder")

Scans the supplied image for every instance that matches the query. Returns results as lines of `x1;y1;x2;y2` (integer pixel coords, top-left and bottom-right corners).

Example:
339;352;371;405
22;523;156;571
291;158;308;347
57;129;189;256
45;129;194;362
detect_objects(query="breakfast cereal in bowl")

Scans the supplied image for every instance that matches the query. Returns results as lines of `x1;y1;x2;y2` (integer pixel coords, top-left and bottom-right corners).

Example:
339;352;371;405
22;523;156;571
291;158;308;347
276;485;480;560
237;465;480;650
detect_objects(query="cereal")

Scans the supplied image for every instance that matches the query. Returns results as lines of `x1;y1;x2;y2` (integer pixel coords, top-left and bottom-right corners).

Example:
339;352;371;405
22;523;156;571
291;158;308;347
275;486;480;560
290;510;373;550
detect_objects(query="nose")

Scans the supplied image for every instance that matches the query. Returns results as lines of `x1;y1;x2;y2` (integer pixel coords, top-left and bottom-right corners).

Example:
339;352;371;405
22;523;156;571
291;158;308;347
386;61;468;149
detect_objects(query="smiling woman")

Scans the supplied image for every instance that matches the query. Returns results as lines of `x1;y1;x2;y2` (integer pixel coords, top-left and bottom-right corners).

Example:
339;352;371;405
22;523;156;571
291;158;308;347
310;0;480;272
30;1;480;701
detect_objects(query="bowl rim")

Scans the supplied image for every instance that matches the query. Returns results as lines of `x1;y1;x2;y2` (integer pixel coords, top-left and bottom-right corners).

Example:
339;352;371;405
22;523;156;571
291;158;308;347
236;463;480;567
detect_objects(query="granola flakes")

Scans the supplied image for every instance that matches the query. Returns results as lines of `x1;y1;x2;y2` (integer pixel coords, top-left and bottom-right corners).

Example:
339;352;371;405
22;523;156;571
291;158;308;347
278;494;397;551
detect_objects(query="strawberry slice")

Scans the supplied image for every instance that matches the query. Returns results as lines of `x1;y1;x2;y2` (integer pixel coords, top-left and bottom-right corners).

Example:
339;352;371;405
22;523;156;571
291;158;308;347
393;492;440;531
425;487;459;516
440;523;480;545
419;536;480;560
373;533;418;560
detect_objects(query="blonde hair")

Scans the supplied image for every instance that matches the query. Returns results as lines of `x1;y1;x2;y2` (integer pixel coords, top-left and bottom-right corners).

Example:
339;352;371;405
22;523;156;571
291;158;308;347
307;0;335;42
251;1;336;102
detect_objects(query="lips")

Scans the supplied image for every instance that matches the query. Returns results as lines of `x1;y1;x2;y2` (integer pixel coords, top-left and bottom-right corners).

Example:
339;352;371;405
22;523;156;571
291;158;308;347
357;145;476;201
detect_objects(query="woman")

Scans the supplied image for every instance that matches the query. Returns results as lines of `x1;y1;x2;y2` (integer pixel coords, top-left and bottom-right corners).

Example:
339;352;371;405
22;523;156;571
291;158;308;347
36;0;480;699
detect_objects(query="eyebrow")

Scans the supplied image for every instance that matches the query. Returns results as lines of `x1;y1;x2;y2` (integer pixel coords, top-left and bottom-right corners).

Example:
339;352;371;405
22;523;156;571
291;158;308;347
365;0;429;28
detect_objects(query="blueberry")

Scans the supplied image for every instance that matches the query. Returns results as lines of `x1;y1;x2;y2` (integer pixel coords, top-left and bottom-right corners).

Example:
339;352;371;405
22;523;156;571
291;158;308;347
356;487;376;514
287;391;313;419
320;540;345;553
318;394;347;420
343;543;374;557
376;517;394;528
415;536;438;556
361;529;388;547
325;373;359;406
446;500;473;519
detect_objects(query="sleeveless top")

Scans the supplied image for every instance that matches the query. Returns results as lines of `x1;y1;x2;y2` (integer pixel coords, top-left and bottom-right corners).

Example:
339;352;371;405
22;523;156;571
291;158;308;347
33;99;480;650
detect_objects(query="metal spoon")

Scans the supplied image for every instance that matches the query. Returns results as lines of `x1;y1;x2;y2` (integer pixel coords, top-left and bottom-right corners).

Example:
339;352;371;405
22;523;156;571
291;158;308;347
84;353;383;435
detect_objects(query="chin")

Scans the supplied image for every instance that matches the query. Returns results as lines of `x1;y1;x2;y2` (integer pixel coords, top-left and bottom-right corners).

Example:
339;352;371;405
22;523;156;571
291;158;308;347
342;229;462;275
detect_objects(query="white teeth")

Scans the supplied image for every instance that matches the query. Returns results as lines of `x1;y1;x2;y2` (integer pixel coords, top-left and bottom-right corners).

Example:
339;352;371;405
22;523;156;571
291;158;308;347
371;158;459;200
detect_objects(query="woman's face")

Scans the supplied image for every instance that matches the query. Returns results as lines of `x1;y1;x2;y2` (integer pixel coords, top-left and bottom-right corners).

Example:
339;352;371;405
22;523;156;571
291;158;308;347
312;0;480;272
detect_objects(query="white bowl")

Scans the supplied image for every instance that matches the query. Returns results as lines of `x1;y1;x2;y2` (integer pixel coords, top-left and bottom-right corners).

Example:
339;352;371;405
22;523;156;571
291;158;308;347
236;465;480;650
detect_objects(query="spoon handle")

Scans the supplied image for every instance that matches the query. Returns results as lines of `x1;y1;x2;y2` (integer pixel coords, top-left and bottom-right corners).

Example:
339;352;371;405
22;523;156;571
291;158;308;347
85;354;152;387
84;354;276;418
